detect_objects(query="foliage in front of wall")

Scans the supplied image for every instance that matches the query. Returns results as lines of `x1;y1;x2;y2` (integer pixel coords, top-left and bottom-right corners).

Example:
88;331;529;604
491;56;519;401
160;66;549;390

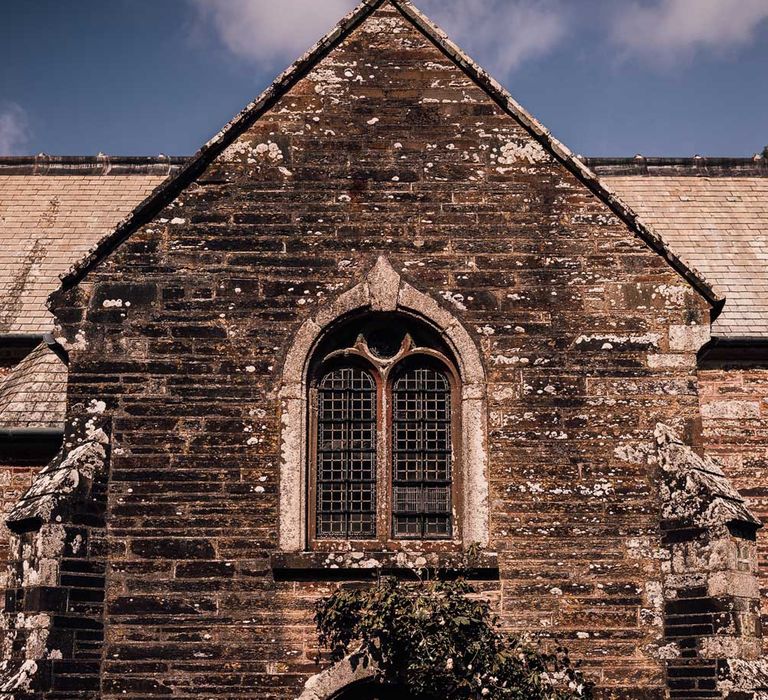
315;577;593;700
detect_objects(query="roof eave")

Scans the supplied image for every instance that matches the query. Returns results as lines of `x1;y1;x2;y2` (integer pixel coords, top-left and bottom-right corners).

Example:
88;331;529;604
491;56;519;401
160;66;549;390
0;428;64;439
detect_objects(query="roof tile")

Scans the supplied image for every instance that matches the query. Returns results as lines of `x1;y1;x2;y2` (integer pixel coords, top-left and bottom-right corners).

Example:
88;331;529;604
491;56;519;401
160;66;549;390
605;176;768;338
0;173;167;333
0;343;67;430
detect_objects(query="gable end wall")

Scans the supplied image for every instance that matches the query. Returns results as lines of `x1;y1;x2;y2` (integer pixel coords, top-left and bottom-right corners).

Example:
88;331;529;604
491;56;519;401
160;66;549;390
41;5;711;698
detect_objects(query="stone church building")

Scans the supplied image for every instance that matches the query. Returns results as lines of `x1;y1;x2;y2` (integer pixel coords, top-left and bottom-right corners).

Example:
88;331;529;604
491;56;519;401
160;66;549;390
1;0;768;697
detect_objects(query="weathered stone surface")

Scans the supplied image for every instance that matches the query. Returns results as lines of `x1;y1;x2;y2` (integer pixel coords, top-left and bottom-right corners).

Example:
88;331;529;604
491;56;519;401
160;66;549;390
1;2;728;699
0;398;111;699
655;424;761;530
7;402;108;529
640;424;765;700
299;655;377;700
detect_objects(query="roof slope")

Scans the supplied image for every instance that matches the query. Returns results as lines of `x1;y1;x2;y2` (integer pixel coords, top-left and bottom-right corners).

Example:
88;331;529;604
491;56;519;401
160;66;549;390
0;157;176;333
0;342;67;430
588;159;768;338
49;0;719;310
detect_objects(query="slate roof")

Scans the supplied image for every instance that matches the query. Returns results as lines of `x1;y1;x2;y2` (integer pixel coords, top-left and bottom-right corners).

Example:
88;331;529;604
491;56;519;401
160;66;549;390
0;342;67;430
2;156;763;343
0;156;180;334
586;157;768;338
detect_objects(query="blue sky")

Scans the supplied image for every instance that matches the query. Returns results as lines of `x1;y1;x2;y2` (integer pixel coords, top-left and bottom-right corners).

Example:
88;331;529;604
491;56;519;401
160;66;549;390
1;0;766;157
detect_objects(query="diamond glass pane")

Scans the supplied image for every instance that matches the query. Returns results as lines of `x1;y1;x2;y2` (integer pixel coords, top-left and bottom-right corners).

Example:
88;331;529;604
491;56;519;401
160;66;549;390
392;365;452;539
316;367;377;539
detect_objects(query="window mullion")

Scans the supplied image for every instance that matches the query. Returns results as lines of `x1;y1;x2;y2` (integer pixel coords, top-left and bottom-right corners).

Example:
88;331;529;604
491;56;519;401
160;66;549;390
379;370;388;546
343;388;350;538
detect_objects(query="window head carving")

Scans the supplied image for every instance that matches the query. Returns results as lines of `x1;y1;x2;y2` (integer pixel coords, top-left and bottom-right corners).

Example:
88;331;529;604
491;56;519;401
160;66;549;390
310;315;454;371
309;314;460;548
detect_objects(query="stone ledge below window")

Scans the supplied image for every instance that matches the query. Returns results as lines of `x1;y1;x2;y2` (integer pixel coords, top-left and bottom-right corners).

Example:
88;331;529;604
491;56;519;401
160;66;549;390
270;550;499;581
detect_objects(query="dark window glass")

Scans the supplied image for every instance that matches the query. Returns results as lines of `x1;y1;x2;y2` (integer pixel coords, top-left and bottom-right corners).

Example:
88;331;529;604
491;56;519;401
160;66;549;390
392;366;452;539
316;367;377;539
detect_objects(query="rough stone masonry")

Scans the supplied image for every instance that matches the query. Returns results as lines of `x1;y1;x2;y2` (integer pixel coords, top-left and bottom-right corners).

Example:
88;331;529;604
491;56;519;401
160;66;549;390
1;1;767;699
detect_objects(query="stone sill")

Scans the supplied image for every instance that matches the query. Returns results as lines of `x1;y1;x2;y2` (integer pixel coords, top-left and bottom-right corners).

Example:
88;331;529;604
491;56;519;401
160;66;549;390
271;550;499;581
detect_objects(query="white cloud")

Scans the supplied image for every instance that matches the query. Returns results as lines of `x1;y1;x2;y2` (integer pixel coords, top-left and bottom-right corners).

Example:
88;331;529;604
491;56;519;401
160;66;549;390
0;103;30;156
190;0;566;74
420;0;567;74
190;0;358;65
612;0;768;62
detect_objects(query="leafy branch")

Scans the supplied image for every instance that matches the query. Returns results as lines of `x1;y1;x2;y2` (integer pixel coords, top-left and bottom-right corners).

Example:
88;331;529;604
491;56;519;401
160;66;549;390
315;577;593;699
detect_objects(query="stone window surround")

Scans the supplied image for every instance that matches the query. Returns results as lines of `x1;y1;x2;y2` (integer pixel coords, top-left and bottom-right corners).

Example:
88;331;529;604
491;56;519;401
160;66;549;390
278;256;489;552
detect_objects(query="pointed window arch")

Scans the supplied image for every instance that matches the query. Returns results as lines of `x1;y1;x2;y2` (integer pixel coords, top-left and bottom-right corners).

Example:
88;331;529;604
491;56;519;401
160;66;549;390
278;257;488;553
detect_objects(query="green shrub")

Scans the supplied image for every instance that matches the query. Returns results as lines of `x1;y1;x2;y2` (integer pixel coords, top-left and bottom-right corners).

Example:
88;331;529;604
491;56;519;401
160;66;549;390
316;577;593;699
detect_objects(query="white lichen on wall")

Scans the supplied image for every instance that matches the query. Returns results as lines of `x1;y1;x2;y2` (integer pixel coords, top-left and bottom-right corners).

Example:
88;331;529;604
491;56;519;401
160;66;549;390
574;333;662;349
308;68;346;99
654;423;760;528
0;659;38;694
491;139;549;167
220;139;285;165
719;658;768;695
439;291;467;310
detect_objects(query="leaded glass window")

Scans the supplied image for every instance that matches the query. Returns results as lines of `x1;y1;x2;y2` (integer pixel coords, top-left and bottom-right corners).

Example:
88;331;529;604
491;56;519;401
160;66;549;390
316;367;377;539
310;316;459;546
392;366;452;539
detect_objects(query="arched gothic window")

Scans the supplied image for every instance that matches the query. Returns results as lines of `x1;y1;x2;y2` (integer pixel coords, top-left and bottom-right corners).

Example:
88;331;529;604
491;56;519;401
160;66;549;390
308;315;460;546
278;256;488;554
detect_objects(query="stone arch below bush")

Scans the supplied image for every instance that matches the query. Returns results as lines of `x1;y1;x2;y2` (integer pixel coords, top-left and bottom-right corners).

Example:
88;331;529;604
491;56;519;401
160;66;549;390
298;657;377;700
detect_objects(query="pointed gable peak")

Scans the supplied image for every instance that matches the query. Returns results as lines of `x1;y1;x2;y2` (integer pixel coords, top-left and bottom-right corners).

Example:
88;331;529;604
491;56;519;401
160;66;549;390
56;0;720;308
